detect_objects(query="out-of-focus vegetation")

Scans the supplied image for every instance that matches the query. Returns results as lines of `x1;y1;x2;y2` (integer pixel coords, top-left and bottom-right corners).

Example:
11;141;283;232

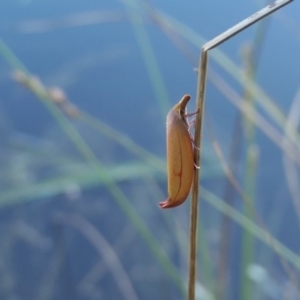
0;0;300;299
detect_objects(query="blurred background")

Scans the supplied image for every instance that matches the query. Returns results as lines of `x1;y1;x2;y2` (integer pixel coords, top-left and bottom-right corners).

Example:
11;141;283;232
0;0;300;299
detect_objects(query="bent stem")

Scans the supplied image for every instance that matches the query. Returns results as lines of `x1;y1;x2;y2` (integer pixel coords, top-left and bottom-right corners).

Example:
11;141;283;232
188;1;293;299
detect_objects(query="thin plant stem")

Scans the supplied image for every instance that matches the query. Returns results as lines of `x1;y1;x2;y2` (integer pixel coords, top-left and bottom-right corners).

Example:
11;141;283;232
121;0;170;117
240;11;271;298
216;114;243;299
0;39;186;295
283;87;300;222
217;10;271;298
189;1;293;299
188;48;208;300
56;213;139;300
201;187;300;270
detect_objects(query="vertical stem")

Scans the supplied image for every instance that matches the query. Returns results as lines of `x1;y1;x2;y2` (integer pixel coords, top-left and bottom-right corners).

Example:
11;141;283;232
216;115;243;299
187;1;293;298
188;48;208;300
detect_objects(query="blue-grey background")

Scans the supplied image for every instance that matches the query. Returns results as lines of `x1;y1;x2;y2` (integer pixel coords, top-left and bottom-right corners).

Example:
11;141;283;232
0;0;299;299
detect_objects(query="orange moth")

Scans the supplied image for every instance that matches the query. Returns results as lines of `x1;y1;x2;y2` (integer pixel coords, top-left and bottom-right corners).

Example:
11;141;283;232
159;94;198;209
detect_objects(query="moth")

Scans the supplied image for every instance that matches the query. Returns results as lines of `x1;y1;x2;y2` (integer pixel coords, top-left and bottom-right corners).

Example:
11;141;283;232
159;95;199;209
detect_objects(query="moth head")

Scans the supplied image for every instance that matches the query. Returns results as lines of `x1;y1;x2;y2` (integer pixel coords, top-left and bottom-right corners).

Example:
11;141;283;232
172;94;191;125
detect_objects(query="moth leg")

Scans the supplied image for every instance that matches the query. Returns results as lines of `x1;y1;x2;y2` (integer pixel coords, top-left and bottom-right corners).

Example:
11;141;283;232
186;108;200;150
194;162;200;169
187;130;200;150
184;108;200;118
